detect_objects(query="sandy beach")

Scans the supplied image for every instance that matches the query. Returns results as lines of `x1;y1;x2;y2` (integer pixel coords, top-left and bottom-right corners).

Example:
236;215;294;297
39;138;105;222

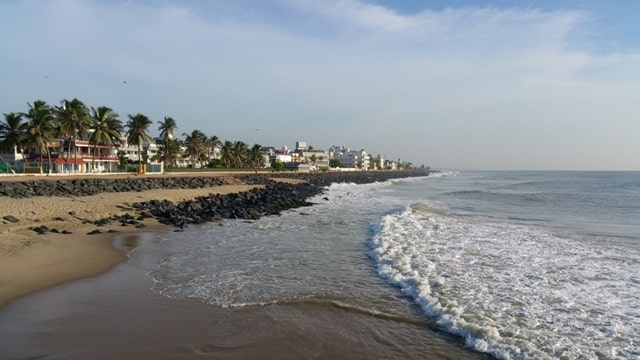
0;173;491;359
0;175;261;307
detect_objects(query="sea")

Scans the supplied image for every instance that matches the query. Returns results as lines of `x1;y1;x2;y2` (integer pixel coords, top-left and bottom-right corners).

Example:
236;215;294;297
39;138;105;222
126;171;638;359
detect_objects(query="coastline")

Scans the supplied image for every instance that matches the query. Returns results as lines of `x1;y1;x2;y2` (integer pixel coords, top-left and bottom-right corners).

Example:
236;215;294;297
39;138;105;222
0;183;262;307
0;170;495;359
0;170;426;308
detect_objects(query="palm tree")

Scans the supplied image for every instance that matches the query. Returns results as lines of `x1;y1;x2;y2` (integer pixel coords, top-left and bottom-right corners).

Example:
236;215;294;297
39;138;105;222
183;130;208;167
158;116;177;143
309;154;318;170
0;112;27;171
0;112;27;152
126;113;153;174
208;135;222;159
89;106;123;172
220;140;234;168
56;98;91;172
22;100;57;174
247;143;263;170
158;116;179;170
157;138;181;168
231;140;248;168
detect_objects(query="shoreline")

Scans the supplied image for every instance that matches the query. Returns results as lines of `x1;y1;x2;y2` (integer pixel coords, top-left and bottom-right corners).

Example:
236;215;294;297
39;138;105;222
0;184;262;308
0;171;427;308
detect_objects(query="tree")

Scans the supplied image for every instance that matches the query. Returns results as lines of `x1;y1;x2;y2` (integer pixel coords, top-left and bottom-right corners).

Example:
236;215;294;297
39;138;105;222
232;140;248;168
0;112;27;154
330;158;344;168
271;159;284;171
22;100;57;174
219;140;234;168
157;138;181;168
89;106;123;172
126;113;153;174
183;130;208;167
157;116;177;143
157;116;177;168
0;112;27;171
247;143;264;170
56;98;91;172
208;135;222;159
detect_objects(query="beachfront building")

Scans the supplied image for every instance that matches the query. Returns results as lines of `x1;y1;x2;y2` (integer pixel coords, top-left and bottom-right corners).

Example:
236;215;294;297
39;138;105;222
328;146;370;170
116;133;162;172
0;131;164;174
0;132;122;174
294;141;329;171
54;132;162;173
264;146;293;165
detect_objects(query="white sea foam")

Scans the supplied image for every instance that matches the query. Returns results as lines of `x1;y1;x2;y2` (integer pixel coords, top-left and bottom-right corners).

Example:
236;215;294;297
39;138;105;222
139;172;639;359
369;202;640;360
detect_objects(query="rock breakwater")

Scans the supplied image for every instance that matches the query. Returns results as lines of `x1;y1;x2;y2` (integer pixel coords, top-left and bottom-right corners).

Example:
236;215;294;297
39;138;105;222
1;170;429;231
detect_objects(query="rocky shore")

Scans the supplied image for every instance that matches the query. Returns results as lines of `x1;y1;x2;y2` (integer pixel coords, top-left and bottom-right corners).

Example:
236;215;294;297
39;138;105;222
1;170;429;232
0;170;428;308
0;170;427;199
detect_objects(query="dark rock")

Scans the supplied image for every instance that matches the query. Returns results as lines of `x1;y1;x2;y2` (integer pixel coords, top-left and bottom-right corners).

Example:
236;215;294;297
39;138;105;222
2;215;19;223
30;225;49;234
87;229;102;235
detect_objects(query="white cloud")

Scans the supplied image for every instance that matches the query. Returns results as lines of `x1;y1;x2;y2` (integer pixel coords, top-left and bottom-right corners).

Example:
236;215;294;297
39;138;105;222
1;0;638;169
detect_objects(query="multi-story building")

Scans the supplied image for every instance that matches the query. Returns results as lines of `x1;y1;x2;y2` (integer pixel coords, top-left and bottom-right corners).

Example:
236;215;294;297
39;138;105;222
1;131;162;174
295;141;329;170
328;145;369;170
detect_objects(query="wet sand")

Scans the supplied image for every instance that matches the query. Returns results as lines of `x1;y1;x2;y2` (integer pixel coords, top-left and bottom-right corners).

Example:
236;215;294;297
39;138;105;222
0;181;261;307
0;174;490;359
0;233;490;360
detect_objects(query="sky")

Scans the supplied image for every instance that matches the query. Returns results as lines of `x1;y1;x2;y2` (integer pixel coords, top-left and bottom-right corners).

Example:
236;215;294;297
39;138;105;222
1;0;639;170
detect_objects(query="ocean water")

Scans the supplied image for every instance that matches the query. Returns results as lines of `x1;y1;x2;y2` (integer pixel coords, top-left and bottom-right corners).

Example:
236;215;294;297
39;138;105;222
130;171;639;359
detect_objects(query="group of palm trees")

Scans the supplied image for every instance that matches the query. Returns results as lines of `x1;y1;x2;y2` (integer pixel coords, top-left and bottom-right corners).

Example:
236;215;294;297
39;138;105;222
0;98;264;174
174;128;264;170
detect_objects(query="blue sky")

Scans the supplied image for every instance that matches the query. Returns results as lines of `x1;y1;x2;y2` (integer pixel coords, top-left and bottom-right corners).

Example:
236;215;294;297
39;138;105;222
1;0;639;170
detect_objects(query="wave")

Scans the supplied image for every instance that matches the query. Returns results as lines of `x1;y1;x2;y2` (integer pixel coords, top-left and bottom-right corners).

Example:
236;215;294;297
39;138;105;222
369;205;640;359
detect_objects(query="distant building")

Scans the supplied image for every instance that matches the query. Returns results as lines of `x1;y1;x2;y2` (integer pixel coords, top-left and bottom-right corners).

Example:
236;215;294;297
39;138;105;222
295;141;307;151
329;145;369;169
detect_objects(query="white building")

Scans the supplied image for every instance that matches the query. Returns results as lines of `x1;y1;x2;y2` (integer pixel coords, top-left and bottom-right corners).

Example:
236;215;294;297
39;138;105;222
329;145;369;169
294;141;329;170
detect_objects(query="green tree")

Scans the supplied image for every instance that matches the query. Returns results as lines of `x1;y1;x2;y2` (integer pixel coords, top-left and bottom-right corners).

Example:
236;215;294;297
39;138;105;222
0;112;27;170
126;113;153;174
0;112;27;153
183;130;208;167
157;138;181;168
22;100;57;174
271;159;284;171
219;140;234;168
329;158;344;168
208;135;222;159
56;98;91;172
231;140;248;168
247;143;264;170
89;106;123;172
157;116;178;168
157;116;177;143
